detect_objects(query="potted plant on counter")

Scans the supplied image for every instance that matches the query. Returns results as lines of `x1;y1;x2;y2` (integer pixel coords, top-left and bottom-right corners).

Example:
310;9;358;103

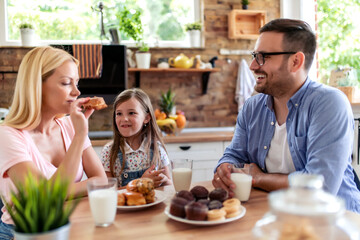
2;173;79;240
185;21;202;48
19;23;36;46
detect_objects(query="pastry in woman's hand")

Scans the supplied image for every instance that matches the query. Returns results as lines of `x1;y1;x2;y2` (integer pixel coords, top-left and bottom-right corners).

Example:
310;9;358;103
83;96;107;110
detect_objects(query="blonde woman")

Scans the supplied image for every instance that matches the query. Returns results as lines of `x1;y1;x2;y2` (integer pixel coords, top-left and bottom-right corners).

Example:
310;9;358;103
0;46;106;239
100;88;172;187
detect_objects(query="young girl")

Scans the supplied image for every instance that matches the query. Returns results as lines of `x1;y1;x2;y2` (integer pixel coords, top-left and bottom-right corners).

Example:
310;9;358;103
101;88;172;187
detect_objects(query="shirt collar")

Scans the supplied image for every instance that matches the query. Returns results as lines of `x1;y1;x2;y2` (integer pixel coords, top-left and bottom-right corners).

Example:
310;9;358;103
265;77;311;110
124;137;147;154
288;77;310;107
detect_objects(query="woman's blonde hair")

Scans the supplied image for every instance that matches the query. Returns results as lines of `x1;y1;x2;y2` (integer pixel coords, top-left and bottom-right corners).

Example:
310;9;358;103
4;46;78;130
109;88;167;177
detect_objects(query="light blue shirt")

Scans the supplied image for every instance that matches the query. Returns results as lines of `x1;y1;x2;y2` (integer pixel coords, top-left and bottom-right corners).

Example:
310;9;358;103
217;78;360;213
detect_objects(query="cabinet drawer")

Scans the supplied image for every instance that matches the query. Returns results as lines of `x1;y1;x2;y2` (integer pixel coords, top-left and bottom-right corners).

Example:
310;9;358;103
165;142;223;160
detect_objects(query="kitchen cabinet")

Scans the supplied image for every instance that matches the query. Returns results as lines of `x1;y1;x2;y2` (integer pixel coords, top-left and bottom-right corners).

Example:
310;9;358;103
90;128;234;183
93;146;104;157
165;141;230;183
128;68;220;94
228;10;266;39
92;140;230;183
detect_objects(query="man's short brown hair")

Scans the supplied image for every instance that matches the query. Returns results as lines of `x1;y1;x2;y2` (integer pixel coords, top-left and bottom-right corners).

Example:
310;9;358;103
260;18;316;71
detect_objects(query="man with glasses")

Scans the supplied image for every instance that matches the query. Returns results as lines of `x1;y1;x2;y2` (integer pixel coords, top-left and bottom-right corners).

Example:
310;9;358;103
213;18;360;213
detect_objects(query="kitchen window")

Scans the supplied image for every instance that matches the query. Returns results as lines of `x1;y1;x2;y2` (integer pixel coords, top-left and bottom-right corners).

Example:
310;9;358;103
0;0;202;47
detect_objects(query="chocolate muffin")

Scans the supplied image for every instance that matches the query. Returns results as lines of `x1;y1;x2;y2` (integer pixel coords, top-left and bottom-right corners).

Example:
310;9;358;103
170;197;189;218
190;186;209;200
209;188;228;202
197;199;210;206
177;190;195;202
208;200;223;210
185;202;208;221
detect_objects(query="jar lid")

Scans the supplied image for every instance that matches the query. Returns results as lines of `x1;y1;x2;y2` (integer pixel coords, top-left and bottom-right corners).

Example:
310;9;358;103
269;174;345;216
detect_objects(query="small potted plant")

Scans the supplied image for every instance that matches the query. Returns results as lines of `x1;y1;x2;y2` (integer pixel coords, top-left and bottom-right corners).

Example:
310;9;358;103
135;41;151;69
185;21;202;48
242;0;249;9
2;173;79;240
19;23;36;46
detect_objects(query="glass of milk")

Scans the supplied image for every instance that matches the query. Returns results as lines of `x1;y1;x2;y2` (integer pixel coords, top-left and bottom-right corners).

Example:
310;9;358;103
171;159;193;192
87;177;117;227
230;168;252;202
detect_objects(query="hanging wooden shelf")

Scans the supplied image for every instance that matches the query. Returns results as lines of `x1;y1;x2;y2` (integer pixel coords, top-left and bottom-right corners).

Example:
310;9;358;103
128;68;221;94
228;10;267;39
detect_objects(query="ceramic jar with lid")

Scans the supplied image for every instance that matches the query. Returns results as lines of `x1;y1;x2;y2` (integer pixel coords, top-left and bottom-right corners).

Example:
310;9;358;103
252;174;360;240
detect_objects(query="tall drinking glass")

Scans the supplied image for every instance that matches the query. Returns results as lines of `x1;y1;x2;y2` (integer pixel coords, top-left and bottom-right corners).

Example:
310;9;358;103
87;177;117;227
171;159;193;192
230;167;252;202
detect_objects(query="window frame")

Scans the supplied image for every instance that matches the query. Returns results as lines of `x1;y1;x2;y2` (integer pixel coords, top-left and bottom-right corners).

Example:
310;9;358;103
0;0;202;47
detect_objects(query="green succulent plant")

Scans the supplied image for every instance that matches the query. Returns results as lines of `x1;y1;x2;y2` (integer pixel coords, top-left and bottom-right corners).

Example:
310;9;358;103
185;21;202;31
159;88;175;117
137;41;149;52
19;23;34;29
2;173;79;233
242;0;249;5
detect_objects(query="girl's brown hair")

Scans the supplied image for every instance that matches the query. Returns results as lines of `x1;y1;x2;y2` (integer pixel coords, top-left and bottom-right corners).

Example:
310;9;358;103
109;88;167;177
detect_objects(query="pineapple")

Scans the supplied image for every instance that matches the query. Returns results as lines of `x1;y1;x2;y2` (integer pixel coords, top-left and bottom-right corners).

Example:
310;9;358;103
159;88;175;117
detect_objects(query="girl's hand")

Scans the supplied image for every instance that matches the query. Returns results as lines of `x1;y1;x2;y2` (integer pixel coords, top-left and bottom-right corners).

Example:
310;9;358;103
142;165;166;187
70;98;94;138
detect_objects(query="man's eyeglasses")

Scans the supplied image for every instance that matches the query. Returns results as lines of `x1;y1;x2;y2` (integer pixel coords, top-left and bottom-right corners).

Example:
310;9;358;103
251;52;297;66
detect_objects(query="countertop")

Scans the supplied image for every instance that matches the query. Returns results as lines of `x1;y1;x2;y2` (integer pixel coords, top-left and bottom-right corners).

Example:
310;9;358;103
90;127;235;146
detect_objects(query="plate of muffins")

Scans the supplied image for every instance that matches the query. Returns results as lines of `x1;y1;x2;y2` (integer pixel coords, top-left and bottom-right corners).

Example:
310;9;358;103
165;186;246;225
117;178;167;210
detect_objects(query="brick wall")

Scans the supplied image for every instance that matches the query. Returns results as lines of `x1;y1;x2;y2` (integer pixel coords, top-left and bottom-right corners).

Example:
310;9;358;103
0;0;280;131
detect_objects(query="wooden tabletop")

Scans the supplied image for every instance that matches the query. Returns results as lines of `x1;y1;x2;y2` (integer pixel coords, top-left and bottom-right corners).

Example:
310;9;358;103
69;182;360;239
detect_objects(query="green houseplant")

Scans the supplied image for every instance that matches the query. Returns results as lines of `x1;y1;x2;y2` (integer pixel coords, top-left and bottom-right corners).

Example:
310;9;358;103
185;22;202;31
116;6;143;43
241;0;249;9
116;6;151;68
2;173;79;239
185;21;202;48
19;23;36;46
135;41;151;68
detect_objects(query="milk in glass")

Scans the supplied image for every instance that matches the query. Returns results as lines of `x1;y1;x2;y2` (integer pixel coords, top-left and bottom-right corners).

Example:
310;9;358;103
172;168;192;192
231;173;252;201
89;189;117;226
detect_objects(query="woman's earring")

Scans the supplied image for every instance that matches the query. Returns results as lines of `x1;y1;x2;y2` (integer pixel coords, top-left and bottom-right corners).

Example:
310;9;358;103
144;123;147;127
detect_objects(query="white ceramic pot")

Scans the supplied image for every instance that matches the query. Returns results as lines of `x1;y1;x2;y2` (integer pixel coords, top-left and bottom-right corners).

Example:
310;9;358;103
187;30;201;48
135;52;151;69
0;108;9;120
13;223;71;240
20;28;36;46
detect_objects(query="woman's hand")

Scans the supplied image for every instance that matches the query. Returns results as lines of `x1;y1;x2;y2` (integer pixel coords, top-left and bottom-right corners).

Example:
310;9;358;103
142;165;166;187
70;97;94;138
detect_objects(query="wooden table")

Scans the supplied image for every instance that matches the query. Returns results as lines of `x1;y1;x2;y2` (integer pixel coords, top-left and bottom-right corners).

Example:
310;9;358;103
69;182;360;240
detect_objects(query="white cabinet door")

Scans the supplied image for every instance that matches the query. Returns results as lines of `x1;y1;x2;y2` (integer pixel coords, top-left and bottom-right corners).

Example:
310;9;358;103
223;141;232;152
165;142;223;183
93;146;103;158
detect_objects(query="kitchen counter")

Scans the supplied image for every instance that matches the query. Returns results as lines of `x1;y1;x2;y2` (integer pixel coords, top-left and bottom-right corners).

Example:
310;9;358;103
90;127;235;146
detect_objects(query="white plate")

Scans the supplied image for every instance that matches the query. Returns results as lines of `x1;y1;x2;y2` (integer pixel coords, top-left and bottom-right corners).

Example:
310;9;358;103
164;205;246;226
117;189;166;210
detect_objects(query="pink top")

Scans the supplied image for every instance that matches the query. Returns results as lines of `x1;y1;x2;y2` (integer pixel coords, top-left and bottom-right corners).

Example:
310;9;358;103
0;116;91;224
